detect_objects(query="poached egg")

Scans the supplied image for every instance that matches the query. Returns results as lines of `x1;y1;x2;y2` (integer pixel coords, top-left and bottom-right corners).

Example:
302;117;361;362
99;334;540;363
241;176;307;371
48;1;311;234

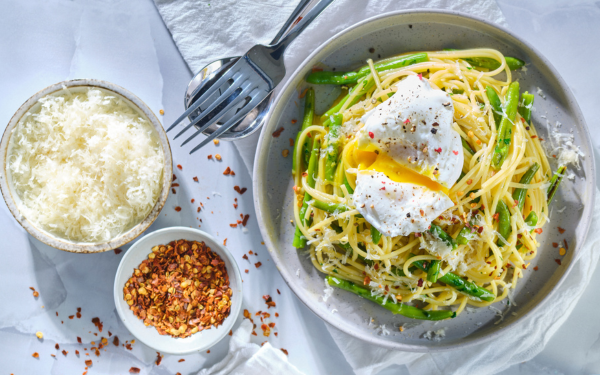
351;75;463;237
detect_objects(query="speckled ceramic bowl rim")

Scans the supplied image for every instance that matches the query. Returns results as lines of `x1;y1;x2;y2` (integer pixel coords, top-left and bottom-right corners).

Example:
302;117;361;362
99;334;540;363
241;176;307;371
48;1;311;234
253;10;595;352
0;79;173;253
113;227;243;354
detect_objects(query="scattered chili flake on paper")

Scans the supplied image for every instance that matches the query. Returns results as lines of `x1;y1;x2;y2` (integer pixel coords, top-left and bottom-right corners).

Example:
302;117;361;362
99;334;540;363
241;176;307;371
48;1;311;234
175;206;182;212
114;248;122;255
113;336;119;346
193;176;199;182
177;164;182;170
85;359;92;366
77;337;82;344
557;227;566;234
129;368;140;374
263;295;276;308
91;317;103;332
155;352;163;366
280;348;289;355
32;352;39;358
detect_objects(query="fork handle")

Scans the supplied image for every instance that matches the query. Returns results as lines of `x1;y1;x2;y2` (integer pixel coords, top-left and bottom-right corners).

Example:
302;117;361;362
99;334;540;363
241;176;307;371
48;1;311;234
270;0;336;57
270;0;314;45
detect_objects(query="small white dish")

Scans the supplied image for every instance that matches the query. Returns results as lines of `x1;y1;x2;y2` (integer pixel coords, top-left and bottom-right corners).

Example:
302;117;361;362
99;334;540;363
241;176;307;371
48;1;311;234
113;227;242;354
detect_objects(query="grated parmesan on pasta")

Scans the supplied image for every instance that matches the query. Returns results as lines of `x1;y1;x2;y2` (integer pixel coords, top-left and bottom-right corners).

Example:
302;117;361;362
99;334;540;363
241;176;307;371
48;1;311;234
7;87;164;243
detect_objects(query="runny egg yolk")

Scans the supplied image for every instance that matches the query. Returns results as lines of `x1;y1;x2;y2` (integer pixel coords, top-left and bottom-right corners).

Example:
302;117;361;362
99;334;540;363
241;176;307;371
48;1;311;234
352;147;449;195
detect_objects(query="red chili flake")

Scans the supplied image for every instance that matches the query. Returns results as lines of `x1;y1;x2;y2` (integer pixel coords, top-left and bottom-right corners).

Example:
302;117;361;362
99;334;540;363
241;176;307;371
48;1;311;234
223;238;227;246
197;207;201;213
91;317;103;332
113;336;119;347
555;259;562;265
269;322;276;328
434;147;442;153
75;350;80;355
275;312;279;317
368;131;374;139
76;337;82;344
311;66;323;72
62;350;68;356
277;289;281;295
415;233;422;237
69;315;74;319
245;269;249;273
172;174;177;181
208;155;213;160
403;118;410;124
534;228;543;234
249;250;254;255
223;166;231;175
452;150;459;155
76;312;82;319
417;73;423;80
242;254;249;260
417;278;423;287
230;223;238;228
552;242;558;248
32;352;39;358
155;352;163;366
207;350;211;353
557;227;566;234
380;187;386;190
193;176;198;182
174;206;182;212
531;135;537;139
477;226;484;234
129;368;141;374
114;248;122;255
534;266;539;271
272;127;284;137
242;214;250;227
172;188;177;194
172;183;180;187
564;239;569;250
291;119;297;124
177;164;182;170
255;262;262;269
55;343;60;349
281;348;289;355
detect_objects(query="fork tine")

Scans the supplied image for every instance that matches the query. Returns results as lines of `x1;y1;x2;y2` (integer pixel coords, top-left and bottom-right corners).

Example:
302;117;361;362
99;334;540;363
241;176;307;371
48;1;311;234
180;81;254;147
188;89;264;154
166;66;239;132
173;72;244;140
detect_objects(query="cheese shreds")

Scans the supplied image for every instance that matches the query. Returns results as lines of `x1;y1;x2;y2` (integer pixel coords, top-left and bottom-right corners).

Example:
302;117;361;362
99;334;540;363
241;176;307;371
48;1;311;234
7;88;164;243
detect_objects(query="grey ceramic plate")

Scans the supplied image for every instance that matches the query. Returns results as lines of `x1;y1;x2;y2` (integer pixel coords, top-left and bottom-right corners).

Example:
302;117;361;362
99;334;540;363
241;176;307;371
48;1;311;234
253;10;595;351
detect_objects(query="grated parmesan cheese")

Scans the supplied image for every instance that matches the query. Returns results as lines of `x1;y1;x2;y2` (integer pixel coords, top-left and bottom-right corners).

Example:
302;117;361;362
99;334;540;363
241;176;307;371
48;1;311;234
7;88;163;243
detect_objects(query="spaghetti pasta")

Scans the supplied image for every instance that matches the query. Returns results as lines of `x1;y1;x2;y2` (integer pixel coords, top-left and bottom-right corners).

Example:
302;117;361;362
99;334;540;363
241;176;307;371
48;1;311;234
292;49;558;319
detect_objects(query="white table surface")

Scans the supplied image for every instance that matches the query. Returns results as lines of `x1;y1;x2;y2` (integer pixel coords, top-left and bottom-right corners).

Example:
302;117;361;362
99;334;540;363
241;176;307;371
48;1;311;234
1;0;599;374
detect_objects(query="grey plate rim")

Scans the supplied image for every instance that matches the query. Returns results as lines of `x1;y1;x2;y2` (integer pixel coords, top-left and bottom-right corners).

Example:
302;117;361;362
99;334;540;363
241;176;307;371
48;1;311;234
253;9;596;352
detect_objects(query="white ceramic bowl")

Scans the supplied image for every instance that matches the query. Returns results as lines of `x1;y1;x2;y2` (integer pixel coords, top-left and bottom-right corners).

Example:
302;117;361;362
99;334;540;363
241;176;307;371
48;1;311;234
113;227;243;354
0;79;172;253
253;10;595;351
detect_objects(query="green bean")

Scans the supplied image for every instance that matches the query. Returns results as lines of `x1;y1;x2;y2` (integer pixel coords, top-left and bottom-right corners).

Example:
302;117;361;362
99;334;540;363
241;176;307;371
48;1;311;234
456;226;472;245
322;77;376;126
371;226;381;245
343;175;354;195
306;71;359;85
292;138;321;248
485;86;503;129
443;50;525;71
326;276;456;320
492;81;520;169
462;137;475;155
292;88;315;174
429;224;457;250
410;255;495;302
427;260;442;283
325;113;343;182
307;53;428;85
426;225;457;283
512;163;539;211
547;165;567;205
312;199;351;214
516;212;539;250
518;91;534;124
496;200;511;246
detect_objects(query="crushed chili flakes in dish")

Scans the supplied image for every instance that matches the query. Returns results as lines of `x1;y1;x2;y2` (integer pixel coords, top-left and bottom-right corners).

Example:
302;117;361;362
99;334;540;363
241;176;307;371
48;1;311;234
123;239;232;338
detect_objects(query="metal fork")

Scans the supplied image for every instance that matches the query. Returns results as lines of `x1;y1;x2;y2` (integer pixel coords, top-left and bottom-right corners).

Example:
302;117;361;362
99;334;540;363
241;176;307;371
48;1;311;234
167;0;335;154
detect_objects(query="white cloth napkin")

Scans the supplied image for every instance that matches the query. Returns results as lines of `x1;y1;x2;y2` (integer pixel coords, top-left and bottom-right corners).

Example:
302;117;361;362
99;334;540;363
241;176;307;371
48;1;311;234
154;1;600;374
154;0;506;174
198;320;304;375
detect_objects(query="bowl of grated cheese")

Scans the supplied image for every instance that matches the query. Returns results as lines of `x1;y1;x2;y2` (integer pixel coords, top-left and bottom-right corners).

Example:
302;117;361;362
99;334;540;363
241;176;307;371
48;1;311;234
0;79;172;253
